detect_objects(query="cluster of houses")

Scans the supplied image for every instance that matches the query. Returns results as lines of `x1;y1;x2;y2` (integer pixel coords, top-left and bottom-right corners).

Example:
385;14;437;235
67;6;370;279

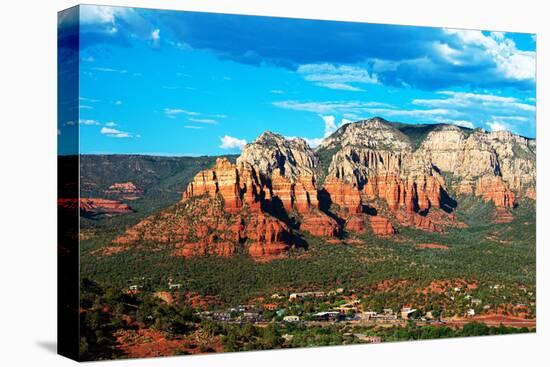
199;304;265;323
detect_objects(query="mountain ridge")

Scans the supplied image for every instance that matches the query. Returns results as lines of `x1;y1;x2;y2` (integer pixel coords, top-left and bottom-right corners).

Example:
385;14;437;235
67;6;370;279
107;117;536;261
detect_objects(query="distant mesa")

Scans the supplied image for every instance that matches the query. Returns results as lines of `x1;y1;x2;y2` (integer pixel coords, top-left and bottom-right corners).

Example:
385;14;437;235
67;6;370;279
111;118;536;261
105;181;143;200
59;198;134;217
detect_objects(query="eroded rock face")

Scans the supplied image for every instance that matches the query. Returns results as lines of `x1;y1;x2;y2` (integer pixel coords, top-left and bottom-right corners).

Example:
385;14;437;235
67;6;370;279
183;158;243;213
475;176;516;208
368;216;396;236
245;214;291;260
323;177;363;214
300;212;340;237
345;214;368;234
419;125;535;201
294;174;319;213
237;131;318;182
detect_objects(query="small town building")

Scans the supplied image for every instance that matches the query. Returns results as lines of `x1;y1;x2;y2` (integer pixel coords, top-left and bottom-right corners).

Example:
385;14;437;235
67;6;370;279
263;303;278;311
313;311;342;321
283;315;301;323
400;307;417;320
289;291;325;300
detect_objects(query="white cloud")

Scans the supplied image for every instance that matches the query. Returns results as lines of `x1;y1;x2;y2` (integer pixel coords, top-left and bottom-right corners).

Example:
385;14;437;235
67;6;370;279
270;90;284;94
79;119;100;125
81;56;95;63
80;6;119;24
79;105;93;110
433;42;462;65
79;97;99;103
273;100;393;114
91;67;128;74
320;115;337;137
188;118;217;124
414;91;535;114
164;108;200;118
411;90;535;133
219;135;247;150
100;126;133;138
297;63;377;91
290;115;352;148
274;89;535;137
184;125;203;129
362;107;455;119
79;6;143;36
151;29;160;41
320;83;364;91
491;31;506;41
303;137;324;148
486;121;508;132
105;122;117;127
432;117;475;129
151;29;160;47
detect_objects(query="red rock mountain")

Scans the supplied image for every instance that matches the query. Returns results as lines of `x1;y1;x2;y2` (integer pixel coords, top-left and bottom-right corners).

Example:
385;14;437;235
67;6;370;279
60;198;134;216
113;118;536;261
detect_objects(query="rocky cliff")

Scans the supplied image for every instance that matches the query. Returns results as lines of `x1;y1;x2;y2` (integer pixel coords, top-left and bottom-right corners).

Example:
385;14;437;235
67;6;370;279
111;118;535;261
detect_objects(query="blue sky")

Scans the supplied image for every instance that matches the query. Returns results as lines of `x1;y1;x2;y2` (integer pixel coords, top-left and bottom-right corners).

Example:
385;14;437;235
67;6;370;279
58;5;536;156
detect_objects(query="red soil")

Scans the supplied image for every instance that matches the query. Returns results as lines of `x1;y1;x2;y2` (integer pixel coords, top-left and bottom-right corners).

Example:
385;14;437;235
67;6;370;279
154;291;175;305
115;329;222;359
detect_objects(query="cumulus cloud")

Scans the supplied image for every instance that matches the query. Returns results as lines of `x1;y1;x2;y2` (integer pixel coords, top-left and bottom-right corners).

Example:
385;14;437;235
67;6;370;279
78;5;151;48
293;115;352;148
432;117;475;129
220;135;247;150
444;29;535;82
320;115;337;137
100;126;134;138
105;121;117;127
77;8;535;92
486;121;509;132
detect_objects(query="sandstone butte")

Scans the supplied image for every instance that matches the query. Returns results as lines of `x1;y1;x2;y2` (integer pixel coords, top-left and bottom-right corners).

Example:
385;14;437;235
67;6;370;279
110;118;536;261
59;198;133;216
105;181;144;200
